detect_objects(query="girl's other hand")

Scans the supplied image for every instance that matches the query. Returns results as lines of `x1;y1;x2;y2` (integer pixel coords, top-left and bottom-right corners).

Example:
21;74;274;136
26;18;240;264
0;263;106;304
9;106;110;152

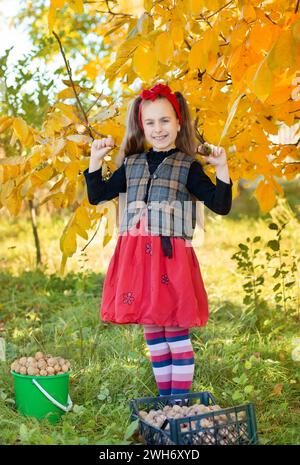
91;135;115;162
197;142;227;167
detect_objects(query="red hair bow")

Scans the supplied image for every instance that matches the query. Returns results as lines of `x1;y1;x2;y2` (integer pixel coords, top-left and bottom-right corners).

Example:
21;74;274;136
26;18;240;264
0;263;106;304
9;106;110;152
138;83;182;130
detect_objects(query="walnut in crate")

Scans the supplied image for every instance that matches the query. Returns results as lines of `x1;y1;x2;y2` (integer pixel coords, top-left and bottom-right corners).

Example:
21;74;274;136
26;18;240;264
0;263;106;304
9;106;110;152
138;401;246;445
11;352;71;376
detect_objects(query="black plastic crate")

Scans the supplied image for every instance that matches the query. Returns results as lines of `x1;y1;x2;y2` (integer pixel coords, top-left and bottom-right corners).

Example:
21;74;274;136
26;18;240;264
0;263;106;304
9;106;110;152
129;391;259;445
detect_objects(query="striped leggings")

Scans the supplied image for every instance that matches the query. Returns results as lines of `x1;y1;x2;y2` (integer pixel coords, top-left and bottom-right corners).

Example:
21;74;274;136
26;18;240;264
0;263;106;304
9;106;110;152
143;324;195;396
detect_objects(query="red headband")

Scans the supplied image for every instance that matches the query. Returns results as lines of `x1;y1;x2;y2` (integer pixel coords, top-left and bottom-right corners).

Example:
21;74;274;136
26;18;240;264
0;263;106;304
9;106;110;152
138;83;182;131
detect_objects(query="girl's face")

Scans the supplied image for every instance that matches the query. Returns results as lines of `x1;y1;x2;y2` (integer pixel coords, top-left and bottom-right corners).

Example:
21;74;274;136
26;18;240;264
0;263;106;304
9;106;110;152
141;98;181;151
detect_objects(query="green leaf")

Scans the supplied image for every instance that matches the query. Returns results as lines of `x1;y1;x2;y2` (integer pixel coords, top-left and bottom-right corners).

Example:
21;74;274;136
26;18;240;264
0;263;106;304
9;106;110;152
244;385;254;394
124;419;139;440
285;281;295;288
19;424;29;442
244;360;252;370
239;243;249;251
268;223;278;230
240;373;248;385
267;240;279;251
253;236;261;242
273;269;280;278
232;390;243;401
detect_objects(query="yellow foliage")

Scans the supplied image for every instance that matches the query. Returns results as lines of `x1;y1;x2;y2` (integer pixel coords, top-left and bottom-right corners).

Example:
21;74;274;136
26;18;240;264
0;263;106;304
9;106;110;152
188;40;208;72
75;205;91;230
252;60;274;102
255;179;277;213
34;165;54;182
56;103;81;123
64;161;80;181
13;117;29;146
133;44;158;81
5;188;23;216
2;0;299;272
155;33;174;65
268;30;296;73
187;0;206;16
0;117;13;133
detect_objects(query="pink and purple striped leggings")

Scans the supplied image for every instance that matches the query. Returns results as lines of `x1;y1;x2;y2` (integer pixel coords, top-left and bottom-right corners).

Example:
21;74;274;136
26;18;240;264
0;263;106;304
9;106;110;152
143;324;195;396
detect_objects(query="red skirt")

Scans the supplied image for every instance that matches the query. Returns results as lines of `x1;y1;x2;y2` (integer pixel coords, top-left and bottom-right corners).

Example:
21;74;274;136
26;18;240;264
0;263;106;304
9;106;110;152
100;215;209;328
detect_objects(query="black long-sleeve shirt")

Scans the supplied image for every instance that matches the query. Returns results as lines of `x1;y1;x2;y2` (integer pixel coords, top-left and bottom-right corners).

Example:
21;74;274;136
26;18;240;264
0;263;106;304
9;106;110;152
83;147;233;257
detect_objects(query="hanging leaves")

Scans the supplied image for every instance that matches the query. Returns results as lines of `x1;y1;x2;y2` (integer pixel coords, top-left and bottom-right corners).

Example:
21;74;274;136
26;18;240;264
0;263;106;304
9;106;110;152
0;0;299;274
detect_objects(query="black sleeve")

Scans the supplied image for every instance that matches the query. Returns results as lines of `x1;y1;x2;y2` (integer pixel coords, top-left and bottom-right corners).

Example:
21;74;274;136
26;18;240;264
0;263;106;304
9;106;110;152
83;163;127;205
186;161;233;215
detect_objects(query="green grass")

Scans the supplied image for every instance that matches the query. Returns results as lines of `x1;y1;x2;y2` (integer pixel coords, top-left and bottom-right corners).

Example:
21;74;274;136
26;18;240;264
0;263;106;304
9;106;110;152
0;181;299;445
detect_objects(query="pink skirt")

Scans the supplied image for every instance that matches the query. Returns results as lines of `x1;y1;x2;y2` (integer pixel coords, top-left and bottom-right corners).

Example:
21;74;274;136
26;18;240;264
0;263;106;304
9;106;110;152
100;215;209;328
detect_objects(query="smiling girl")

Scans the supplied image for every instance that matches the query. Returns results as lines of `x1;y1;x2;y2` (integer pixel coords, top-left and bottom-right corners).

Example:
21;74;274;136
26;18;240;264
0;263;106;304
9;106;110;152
84;83;233;398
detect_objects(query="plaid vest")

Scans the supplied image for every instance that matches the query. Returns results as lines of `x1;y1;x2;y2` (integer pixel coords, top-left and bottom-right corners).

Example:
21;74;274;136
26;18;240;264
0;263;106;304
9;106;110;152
118;150;197;240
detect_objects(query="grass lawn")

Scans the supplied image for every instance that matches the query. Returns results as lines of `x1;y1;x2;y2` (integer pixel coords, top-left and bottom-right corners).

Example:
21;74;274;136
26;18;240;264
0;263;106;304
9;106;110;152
0;180;299;445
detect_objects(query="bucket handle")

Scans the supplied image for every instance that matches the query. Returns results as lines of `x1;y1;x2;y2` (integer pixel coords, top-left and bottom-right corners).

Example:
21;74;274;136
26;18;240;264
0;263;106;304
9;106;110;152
32;379;73;413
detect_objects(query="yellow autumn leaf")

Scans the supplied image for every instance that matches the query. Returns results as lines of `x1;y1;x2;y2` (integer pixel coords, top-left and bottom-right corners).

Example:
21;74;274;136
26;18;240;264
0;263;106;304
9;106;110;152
267;30;295;73
0;117;12;133
56;87;80;99
60;222;77;258
0;180;15;201
34;165;54;182
155;32;174;65
252;60;273;102
48;0;65;35
170;21;184;47
75;205;91;230
133;45;158;81
50;138;66;157
66;134;92;145
98;201;117;247
292;18;300;42
13;117;29;146
69;0;84;14
269;176;284;198
241;4;256;22
218;93;244;145
65;140;80;161
73;222;88;240
19;177;32;197
284;164;300;180
272;384;283;396
249;22;273;55
265;84;295;106
144;0;153;14
49;176;64;192
116;0;144;16
52;192;65;208
187;0;205;16
56;103;80;123
188;40;208;72
5;188;22;216
255;180;276;213
65;180;77;205
65;161;79;181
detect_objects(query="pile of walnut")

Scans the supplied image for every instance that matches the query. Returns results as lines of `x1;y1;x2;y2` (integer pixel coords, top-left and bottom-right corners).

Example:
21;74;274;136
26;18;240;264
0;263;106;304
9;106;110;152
11;352;71;376
138;403;246;444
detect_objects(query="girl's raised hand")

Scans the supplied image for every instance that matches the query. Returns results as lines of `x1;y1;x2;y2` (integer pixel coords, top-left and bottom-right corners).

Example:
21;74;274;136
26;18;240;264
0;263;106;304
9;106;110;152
197;142;227;167
91;135;115;161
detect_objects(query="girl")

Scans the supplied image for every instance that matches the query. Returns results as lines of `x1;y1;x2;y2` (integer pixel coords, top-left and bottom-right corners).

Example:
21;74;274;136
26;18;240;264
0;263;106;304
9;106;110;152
84;83;233;398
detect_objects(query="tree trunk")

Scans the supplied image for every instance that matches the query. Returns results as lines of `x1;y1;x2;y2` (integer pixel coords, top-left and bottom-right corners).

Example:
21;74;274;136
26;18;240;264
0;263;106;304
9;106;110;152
28;199;42;266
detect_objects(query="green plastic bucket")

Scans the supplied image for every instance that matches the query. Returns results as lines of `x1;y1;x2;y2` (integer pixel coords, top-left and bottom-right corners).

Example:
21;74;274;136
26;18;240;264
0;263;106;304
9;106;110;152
11;370;73;424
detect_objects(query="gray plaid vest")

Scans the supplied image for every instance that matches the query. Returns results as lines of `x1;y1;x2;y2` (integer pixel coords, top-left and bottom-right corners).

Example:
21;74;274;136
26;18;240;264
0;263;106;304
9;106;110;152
118;150;197;240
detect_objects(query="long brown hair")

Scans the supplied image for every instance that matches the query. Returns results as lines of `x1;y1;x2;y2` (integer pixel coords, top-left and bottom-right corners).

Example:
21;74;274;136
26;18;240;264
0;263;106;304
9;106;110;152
116;91;198;166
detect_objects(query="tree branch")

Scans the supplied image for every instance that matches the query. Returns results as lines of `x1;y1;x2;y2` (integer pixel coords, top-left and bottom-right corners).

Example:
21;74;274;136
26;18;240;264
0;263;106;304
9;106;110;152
52;30;103;140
